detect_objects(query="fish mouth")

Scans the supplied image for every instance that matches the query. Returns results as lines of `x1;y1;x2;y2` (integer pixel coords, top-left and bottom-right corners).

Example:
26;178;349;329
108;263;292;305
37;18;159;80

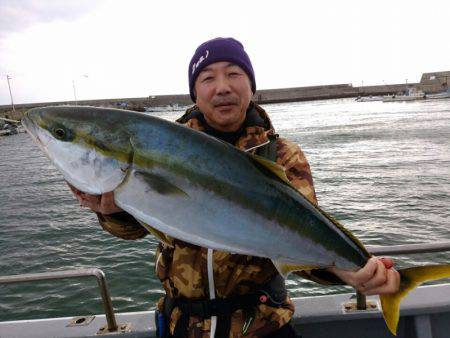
22;114;50;150
21;115;32;134
22;115;39;143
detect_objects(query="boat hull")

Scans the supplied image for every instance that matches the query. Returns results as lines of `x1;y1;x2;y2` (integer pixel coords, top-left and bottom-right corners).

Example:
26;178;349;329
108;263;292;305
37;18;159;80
1;283;450;338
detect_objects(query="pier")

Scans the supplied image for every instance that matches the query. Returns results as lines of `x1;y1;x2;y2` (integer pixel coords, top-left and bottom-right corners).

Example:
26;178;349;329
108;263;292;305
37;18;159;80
0;71;448;120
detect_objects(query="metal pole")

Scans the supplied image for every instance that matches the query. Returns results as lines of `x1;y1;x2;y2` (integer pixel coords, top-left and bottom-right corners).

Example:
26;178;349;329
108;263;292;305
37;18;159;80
93;269;118;332
6;75;15;112
0;268;118;332
72;79;78;105
356;291;367;310
367;241;450;255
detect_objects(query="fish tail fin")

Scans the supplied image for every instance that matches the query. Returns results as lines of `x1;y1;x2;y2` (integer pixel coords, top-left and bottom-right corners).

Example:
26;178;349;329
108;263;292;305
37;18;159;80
380;264;450;336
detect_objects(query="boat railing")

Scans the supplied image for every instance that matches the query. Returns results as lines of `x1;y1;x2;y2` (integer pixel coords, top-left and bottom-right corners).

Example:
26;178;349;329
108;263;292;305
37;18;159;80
367;241;450;256
2;242;450;325
0;268;118;332
353;241;450;309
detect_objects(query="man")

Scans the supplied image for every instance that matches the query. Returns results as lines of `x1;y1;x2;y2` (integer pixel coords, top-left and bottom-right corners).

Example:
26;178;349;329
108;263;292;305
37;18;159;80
70;37;400;337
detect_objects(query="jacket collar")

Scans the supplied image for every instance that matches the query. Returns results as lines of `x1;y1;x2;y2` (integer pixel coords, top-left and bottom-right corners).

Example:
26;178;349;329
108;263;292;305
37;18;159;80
176;102;276;152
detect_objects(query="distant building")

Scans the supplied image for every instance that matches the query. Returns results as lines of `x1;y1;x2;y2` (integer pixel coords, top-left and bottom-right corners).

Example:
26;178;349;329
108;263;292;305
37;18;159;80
420;71;450;93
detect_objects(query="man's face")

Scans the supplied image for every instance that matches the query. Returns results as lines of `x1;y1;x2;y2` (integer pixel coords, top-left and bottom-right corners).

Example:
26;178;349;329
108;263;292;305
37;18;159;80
194;61;253;132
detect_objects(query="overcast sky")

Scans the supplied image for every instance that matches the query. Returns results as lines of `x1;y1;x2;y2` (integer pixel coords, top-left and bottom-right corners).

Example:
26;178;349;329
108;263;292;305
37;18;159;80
0;0;449;105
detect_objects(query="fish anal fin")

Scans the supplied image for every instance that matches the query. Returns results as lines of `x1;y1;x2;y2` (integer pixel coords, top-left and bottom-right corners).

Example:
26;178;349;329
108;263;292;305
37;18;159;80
251;155;291;185
272;260;319;278
380;264;450;336
136;219;174;247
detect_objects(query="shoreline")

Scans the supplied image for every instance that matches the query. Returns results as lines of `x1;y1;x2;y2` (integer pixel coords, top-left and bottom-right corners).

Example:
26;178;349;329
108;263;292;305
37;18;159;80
0;83;420;120
1;70;448;119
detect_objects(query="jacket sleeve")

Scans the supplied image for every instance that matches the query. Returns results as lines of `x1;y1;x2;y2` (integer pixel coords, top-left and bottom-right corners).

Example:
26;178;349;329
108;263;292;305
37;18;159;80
96;212;148;240
276;138;317;205
276;138;344;285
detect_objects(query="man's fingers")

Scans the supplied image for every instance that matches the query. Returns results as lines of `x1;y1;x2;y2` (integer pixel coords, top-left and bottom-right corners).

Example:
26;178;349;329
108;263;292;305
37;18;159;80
81;194;101;203
100;192;115;208
363;269;400;295
328;257;378;288
66;183;121;214
380;257;394;269
329;256;400;296
78;194;101;212
80;200;99;212
80;196;100;211
350;257;378;286
358;260;387;291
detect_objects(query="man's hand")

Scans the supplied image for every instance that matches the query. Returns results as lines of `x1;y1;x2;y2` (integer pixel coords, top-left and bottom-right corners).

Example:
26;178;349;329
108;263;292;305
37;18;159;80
67;183;123;215
328;257;400;295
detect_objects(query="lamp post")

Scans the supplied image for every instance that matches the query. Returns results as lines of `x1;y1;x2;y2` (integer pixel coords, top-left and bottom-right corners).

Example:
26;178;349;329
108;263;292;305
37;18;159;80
72;75;88;105
6;75;16;113
72;79;78;105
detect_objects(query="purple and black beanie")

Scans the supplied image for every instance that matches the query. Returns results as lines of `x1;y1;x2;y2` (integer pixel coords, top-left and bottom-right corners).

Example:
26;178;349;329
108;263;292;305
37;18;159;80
188;37;256;102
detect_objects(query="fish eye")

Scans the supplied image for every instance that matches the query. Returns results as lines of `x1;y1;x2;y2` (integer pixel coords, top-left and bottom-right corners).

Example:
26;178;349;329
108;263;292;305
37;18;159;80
55;128;65;139
51;126;71;141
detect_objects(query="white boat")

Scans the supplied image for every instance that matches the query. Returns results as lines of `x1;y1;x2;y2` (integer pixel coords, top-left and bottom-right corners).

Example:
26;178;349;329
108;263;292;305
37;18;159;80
427;89;450;100
144;103;185;113
355;96;383;102
382;88;426;102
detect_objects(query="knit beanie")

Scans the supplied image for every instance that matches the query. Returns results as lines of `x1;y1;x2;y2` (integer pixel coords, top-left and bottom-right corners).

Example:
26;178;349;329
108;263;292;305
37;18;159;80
188;37;256;102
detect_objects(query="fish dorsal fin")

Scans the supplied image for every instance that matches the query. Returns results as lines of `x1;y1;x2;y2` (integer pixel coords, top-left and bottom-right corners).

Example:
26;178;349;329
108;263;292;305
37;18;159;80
272;260;320;278
250;154;292;185
250;153;370;257
136;219;174;247
316;207;371;257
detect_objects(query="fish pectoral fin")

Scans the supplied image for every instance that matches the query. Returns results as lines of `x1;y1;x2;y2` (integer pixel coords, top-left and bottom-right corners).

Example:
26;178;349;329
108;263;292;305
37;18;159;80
136;219;174;247
272;260;319;278
380;264;450;336
135;171;188;197
250;155;292;185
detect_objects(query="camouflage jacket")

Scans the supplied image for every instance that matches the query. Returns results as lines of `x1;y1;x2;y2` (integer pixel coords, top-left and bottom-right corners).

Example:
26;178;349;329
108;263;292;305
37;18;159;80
97;103;338;337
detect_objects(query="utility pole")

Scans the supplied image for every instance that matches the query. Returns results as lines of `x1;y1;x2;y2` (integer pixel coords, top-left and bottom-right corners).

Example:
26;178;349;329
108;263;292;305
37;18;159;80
72;80;78;105
6;75;16;113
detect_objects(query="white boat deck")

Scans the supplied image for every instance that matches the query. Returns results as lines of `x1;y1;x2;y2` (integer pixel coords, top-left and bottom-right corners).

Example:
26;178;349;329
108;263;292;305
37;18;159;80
1;283;449;338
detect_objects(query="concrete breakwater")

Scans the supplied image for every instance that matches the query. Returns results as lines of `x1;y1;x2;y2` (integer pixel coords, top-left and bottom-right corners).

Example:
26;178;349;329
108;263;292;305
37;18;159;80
0;83;416;119
1;71;448;119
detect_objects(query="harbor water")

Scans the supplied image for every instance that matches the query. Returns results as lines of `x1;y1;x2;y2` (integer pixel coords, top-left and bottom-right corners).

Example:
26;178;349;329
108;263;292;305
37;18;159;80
1;98;449;322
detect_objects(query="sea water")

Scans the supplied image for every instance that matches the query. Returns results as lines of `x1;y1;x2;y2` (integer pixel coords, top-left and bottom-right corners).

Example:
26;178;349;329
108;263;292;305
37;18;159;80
1;98;449;321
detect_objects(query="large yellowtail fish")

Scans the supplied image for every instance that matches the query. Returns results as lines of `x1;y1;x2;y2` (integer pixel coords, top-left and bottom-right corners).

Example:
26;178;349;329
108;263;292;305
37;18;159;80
22;106;450;335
